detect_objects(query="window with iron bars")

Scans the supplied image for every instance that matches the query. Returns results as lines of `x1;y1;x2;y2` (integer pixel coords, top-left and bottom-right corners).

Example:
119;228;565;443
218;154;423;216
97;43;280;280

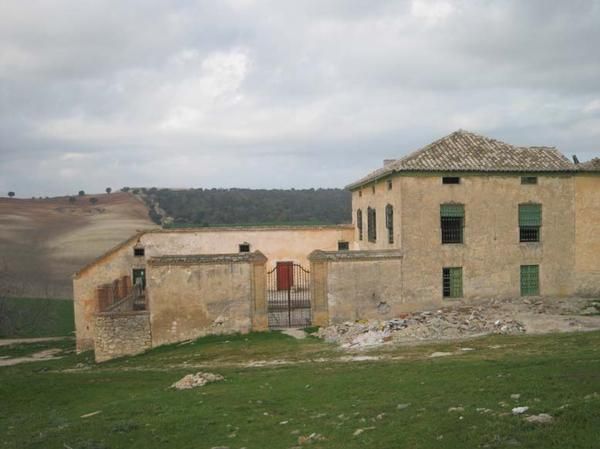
357;209;363;241
519;204;541;242
367;207;377;242
440;204;464;244
385;204;394;244
443;267;463;298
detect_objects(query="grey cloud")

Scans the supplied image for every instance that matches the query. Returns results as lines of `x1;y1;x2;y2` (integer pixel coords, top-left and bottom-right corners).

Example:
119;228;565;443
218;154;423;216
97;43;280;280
0;0;599;197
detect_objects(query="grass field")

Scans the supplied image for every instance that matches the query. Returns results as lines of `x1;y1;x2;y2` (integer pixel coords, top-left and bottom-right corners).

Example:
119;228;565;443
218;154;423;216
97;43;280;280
1;330;599;448
0;297;74;338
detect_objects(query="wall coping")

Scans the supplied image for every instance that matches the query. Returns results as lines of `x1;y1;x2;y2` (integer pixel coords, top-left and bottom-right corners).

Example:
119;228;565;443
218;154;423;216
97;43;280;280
308;249;403;262
147;250;268;266
95;310;150;318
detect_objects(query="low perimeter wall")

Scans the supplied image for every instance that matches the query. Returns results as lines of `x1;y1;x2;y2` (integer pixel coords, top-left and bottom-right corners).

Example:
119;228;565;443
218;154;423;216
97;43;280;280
147;251;268;347
94;311;151;362
309;250;404;324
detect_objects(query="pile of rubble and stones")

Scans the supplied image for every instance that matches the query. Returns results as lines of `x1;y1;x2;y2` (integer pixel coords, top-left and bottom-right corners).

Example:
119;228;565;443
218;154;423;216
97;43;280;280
315;296;600;349
171;372;224;390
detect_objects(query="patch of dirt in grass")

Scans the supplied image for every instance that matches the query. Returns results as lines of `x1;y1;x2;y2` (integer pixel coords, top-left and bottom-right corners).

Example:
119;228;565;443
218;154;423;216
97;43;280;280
0;347;63;366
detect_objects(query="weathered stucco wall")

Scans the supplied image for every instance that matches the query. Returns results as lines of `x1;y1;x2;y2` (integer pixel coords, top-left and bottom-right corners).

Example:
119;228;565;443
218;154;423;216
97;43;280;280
575;175;600;296
94;311;151;362
73;225;353;352
352;173;577;306
398;174;576;305
310;250;403;323
147;252;266;347
73;235;145;352
140;225;355;270
352;177;401;250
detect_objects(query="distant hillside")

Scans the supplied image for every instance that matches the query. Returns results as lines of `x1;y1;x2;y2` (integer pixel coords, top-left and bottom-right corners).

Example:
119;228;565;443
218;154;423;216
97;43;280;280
0;192;157;299
142;188;352;227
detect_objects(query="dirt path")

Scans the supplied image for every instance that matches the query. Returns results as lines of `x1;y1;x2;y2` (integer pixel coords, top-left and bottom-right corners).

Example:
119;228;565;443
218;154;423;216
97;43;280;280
0;337;69;347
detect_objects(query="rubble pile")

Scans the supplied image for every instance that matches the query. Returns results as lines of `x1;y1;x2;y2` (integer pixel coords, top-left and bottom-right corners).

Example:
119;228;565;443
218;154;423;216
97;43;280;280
316;304;526;348
171;372;224;390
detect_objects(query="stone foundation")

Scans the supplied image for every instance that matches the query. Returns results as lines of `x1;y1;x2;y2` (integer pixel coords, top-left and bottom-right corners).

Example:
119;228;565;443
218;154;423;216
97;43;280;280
94;311;151;362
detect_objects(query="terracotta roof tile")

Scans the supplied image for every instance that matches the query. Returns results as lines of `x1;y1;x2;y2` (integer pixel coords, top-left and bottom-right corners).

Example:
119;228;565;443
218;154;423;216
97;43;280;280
347;130;577;189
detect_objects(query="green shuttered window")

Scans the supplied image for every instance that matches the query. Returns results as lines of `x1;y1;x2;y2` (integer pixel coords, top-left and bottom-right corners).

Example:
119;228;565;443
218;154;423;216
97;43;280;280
443;267;463;298
520;265;539;296
519;204;541;226
519;204;541;242
441;204;464;217
367;207;376;242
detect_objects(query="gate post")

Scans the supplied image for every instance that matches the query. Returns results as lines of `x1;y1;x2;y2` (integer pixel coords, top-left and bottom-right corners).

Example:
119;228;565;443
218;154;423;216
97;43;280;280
250;251;269;331
308;250;329;327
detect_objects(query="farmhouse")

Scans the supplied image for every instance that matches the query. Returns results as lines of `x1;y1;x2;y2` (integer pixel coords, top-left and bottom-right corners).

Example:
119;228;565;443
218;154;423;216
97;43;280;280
73;130;600;361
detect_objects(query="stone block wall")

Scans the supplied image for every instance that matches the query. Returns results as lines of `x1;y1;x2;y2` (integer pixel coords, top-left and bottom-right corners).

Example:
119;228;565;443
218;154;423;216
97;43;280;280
94;311;151;362
309;250;404;323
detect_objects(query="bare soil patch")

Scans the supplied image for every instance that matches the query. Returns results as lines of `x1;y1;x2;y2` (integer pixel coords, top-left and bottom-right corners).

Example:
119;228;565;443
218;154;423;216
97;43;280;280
0;193;156;298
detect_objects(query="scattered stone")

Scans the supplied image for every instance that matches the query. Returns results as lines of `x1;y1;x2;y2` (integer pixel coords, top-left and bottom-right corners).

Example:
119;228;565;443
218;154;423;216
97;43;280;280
353;427;375;436
171;372;224;390
298;433;325;445
448;406;464;412
510;394;521;400
430;352;453;358
584;392;599;400
524;413;553;424
80;411;102;418
512;406;529;415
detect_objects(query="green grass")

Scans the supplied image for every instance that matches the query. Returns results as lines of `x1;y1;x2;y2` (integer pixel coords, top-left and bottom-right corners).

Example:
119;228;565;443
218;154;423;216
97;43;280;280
1;331;600;449
0;297;74;338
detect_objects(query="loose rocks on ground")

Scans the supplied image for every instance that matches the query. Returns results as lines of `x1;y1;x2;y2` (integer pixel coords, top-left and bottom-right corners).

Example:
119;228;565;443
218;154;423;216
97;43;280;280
171;372;224;390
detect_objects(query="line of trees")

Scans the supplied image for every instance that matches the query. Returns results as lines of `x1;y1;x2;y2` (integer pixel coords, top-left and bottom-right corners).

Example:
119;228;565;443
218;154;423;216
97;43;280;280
143;187;352;226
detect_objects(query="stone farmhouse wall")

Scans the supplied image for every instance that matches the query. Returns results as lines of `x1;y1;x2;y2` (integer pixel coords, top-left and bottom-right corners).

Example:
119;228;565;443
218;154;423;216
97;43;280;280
574;175;600;296
94;311;151;362
352;173;586;306
310;250;404;324
147;252;268;347
73;225;353;352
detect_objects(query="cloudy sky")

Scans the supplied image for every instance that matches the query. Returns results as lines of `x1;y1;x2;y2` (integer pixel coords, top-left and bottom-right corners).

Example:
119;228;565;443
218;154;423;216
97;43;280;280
1;0;599;197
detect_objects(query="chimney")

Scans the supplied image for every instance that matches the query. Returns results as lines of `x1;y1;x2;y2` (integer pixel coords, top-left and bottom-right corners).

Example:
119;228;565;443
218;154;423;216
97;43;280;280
383;159;395;167
572;155;580;164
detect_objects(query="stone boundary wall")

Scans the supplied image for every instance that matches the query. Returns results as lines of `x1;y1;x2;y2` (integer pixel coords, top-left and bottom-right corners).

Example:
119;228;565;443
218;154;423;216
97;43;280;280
94;311;151;363
309;250;404;324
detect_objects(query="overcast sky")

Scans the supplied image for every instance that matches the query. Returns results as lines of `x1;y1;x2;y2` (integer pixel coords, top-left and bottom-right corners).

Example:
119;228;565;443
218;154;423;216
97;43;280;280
1;0;599;197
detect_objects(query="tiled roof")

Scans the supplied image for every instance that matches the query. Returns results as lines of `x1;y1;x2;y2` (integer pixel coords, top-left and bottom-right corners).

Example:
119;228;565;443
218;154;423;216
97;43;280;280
579;157;600;172
347;130;577;189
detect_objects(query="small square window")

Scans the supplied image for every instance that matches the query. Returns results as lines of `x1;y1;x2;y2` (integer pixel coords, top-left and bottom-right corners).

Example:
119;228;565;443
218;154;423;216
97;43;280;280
239;243;250;253
442;177;460;184
387;179;392;190
372;185;376;194
358;190;362;197
521;176;538;185
133;247;145;257
338;241;349;251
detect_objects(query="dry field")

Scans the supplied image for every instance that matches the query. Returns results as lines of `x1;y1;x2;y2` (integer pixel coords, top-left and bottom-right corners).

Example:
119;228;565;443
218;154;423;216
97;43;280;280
0;192;156;299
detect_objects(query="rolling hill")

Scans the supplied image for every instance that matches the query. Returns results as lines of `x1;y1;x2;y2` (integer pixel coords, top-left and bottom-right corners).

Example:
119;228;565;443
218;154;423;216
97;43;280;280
0;192;157;299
